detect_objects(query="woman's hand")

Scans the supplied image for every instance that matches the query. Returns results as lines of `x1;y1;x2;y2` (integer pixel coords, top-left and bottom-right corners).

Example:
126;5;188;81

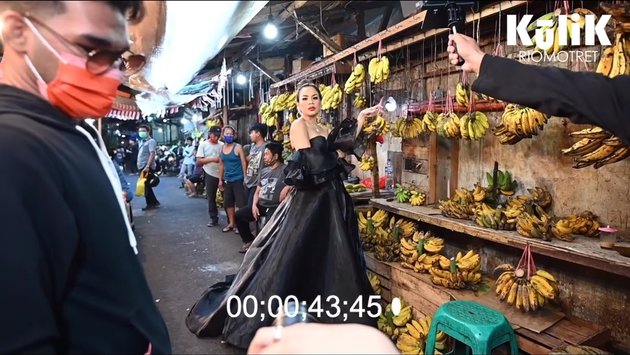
356;97;385;136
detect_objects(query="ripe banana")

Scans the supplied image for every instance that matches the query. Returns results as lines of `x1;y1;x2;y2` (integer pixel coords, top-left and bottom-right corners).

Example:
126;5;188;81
359;155;375;171
368;56;390;84
421;111;438;133
393;117;425;139
494;262;558;312
344;64;366;95
495;104;548;144
436;113;462;139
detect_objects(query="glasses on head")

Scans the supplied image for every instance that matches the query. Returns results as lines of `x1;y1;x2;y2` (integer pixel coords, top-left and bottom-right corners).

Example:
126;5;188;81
24;14;146;76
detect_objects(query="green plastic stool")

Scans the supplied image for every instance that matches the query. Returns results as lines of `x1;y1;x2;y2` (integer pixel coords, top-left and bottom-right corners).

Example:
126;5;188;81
425;301;519;355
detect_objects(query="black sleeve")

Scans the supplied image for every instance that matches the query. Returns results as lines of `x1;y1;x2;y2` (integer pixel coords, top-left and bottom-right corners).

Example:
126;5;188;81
0;128;78;353
472;55;630;145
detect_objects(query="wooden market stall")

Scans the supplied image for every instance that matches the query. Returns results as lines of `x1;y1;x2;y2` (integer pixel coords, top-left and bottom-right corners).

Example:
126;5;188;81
254;0;630;353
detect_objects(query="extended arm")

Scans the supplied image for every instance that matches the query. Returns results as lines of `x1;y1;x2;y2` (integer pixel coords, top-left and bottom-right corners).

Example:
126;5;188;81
472;55;630;144
448;33;630;144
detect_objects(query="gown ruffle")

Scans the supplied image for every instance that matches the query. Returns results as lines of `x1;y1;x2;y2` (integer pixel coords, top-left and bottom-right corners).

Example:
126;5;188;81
202;124;377;349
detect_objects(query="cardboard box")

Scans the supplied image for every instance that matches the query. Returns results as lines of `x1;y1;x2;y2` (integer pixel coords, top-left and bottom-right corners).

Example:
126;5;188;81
323;33;359;58
292;59;314;74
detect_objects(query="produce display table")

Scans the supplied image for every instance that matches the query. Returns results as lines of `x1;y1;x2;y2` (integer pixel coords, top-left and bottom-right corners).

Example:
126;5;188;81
365;252;611;354
349;190;394;206
369;199;630;278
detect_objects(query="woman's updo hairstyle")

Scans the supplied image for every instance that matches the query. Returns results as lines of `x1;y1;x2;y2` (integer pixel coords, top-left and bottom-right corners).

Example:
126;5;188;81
296;80;322;102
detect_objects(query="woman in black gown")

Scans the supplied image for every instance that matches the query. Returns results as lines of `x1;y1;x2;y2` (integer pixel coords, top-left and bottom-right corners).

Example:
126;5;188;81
202;81;384;349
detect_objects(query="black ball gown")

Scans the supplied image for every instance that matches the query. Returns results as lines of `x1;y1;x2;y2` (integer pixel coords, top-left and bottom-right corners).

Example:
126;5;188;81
199;119;377;349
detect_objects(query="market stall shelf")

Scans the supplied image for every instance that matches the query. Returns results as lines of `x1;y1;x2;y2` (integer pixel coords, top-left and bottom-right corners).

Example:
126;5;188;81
365;253;610;354
370;199;630;278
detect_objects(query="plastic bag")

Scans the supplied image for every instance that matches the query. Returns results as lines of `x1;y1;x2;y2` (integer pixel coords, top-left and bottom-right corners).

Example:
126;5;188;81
135;171;147;197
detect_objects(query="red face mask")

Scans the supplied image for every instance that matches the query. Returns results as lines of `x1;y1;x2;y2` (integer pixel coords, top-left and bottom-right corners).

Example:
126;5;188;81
23;18;122;120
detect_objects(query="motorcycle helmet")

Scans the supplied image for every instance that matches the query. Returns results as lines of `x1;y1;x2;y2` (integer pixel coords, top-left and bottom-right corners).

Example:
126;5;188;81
149;175;160;187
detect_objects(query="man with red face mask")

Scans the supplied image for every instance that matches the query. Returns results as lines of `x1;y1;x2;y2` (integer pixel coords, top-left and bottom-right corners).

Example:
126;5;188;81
0;1;170;353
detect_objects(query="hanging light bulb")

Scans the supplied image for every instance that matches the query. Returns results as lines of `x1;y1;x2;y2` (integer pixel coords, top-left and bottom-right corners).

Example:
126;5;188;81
236;73;247;85
385;97;397;112
263;10;277;40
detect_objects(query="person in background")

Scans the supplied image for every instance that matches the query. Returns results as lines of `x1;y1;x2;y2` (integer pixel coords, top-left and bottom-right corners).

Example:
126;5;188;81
219;125;248;233
136;124;160;210
0;1;170;353
125;138;139;174
113;148;125;169
235;142;290;253
179;136;195;181
243;123;268;206
184;149;205;197
197;126;223;227
447;33;630;145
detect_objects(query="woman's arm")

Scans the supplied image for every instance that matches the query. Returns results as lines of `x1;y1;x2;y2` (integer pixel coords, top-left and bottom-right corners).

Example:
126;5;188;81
290;119;312;150
218;155;224;187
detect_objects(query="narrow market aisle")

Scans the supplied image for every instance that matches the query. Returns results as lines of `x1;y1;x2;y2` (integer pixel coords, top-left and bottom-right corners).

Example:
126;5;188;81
129;175;244;354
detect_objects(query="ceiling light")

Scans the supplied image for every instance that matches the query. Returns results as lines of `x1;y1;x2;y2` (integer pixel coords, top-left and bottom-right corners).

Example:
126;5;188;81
158;128;163;133
263;13;278;40
236;73;248;85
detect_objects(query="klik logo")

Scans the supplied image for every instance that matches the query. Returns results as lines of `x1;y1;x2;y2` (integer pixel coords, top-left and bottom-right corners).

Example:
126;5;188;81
507;14;612;50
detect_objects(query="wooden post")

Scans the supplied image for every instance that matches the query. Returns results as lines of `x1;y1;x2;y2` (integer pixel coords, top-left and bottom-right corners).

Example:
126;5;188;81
371;138;380;198
428;133;438;204
449;140;460;199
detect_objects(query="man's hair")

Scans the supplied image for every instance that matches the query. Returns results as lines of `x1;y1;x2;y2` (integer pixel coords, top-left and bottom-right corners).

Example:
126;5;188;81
223;125;236;134
249;123;268;137
137;124;151;134
0;1;145;23
265;142;284;163
186;137;193;142
209;126;221;137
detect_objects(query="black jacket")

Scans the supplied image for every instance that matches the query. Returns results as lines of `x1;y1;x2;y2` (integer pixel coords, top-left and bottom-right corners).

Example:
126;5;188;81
0;85;171;353
472;55;630;145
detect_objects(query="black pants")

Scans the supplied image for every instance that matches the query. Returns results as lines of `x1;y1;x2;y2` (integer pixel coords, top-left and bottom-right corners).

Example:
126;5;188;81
144;169;160;207
205;174;220;223
235;205;276;244
246;186;257;208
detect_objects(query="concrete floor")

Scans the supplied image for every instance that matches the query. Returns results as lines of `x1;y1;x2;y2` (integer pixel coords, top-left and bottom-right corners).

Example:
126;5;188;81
130;175;245;354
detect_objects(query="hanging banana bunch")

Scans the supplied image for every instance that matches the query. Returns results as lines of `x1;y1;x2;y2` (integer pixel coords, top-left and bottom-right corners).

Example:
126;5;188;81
259;102;277;127
344;63;366;95
562;126;630;169
526;8;595;55
494;104;549;145
368;55;390;85
459;111;489;141
393;117;424;139
353;94;367;109
596;32;630;78
321;84;343;111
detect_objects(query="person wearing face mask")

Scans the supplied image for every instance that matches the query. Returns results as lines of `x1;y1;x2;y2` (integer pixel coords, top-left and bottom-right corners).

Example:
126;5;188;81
218;125;248;233
192;80;384;349
234;142;291;253
197;126;224;227
0;1;171;353
136;124;160;210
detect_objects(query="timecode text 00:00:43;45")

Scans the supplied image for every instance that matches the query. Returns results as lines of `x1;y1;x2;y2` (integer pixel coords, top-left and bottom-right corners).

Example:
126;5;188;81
225;294;383;321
